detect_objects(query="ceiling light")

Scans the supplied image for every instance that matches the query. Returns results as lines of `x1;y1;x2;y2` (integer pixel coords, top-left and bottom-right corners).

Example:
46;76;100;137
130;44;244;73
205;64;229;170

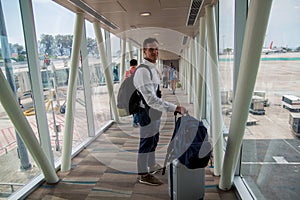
140;12;151;16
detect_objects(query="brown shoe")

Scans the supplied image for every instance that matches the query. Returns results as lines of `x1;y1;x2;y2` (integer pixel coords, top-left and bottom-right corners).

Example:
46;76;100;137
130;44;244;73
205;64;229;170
149;163;164;175
139;174;163;186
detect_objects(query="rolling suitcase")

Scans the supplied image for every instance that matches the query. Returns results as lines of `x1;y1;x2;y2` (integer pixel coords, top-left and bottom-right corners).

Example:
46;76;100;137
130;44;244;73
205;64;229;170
162;112;211;200
168;159;205;200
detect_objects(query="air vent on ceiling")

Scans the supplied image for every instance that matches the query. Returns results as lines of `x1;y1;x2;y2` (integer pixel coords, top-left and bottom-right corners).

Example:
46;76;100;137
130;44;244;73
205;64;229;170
69;0;119;30
186;0;203;26
182;36;188;45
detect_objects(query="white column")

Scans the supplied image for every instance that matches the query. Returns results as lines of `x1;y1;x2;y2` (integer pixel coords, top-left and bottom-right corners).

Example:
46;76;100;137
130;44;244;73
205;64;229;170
191;39;196;106
184;49;188;94
19;0;54;165
206;5;224;176
104;30;112;67
119;38;127;83
179;58;184;90
139;48;143;63
128;42;134;60
80;22;95;137
188;46;193;104
93;22;119;123
181;50;185;92
195;17;206;120
219;0;273;190
61;13;84;172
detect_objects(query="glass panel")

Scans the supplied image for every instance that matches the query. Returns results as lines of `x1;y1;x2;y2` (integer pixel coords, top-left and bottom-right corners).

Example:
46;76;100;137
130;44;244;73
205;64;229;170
31;0;90;159
0;0;105;197
218;0;234;129
239;1;300;200
218;0;300;198
85;21;111;131
0;0;41;197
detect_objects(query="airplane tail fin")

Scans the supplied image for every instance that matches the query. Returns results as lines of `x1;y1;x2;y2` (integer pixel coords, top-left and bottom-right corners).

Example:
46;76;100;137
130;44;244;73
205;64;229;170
269;41;273;49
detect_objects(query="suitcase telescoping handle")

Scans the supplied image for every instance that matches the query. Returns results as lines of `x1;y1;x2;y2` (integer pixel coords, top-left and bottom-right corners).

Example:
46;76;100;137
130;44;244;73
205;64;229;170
161;110;189;175
162;112;180;175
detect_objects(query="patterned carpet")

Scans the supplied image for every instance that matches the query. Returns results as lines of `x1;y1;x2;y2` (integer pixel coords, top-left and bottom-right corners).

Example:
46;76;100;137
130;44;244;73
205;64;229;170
27;88;238;200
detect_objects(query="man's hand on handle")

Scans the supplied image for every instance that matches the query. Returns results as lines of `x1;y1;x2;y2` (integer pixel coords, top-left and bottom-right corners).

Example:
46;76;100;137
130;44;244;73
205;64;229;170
175;105;187;115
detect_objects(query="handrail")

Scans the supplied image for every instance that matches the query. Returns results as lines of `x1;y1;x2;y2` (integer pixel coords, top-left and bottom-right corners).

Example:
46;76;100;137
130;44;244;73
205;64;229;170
0;141;16;155
0;182;25;192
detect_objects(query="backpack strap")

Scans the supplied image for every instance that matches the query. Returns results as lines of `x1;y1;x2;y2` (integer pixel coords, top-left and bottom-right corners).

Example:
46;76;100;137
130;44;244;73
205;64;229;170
135;64;153;80
134;64;162;109
134;64;153;106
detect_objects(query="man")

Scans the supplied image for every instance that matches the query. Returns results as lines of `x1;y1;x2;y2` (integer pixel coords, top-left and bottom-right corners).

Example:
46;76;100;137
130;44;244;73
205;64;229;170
133;38;186;186
162;65;169;88
125;59;139;127
169;62;177;95
125;59;138;79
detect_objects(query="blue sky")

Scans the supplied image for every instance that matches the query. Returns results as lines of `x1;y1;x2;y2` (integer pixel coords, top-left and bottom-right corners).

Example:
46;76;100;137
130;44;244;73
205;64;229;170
2;0;300;49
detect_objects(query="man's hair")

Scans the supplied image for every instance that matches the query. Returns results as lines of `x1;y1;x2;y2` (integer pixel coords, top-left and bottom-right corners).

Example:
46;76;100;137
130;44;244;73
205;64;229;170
143;38;159;48
130;59;138;66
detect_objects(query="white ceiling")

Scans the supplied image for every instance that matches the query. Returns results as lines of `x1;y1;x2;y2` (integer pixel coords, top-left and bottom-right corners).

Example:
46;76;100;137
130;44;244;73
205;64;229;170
53;0;217;60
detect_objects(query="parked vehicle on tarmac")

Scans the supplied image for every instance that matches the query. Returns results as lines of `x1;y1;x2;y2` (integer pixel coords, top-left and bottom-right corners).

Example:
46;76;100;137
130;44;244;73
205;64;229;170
282;95;300;112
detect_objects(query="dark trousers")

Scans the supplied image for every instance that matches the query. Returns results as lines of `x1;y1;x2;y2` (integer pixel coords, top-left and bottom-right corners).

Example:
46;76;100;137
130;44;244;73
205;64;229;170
138;132;159;175
137;108;160;174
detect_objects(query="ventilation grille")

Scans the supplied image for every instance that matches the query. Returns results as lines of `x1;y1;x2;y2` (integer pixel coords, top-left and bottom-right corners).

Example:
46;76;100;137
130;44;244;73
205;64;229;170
182;36;188;45
186;0;203;26
69;0;119;30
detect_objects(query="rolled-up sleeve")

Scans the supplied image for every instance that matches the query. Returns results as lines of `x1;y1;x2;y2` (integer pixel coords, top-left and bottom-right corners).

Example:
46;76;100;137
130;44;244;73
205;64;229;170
134;67;177;113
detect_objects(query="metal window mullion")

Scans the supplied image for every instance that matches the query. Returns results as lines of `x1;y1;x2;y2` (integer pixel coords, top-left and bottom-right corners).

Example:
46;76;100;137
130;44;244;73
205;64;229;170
233;0;248;177
233;0;248;99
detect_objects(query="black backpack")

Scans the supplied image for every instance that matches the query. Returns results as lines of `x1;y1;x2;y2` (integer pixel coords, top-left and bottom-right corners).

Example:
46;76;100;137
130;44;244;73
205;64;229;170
117;64;152;117
162;114;212;174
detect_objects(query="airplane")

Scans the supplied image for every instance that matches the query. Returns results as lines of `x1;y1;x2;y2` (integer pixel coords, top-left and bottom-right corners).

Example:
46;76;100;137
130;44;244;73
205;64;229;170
262;41;274;54
262;41;287;54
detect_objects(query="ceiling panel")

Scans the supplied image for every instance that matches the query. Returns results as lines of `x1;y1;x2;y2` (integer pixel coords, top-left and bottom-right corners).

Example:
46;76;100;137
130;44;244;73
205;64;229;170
53;0;217;60
83;0;126;12
160;0;190;8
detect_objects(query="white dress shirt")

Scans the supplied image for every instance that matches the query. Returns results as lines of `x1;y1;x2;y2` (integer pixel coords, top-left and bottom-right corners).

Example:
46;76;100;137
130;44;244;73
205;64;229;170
133;59;177;112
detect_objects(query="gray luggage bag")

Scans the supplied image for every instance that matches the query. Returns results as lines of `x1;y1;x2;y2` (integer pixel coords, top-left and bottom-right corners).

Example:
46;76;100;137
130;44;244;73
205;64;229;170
168;159;205;200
